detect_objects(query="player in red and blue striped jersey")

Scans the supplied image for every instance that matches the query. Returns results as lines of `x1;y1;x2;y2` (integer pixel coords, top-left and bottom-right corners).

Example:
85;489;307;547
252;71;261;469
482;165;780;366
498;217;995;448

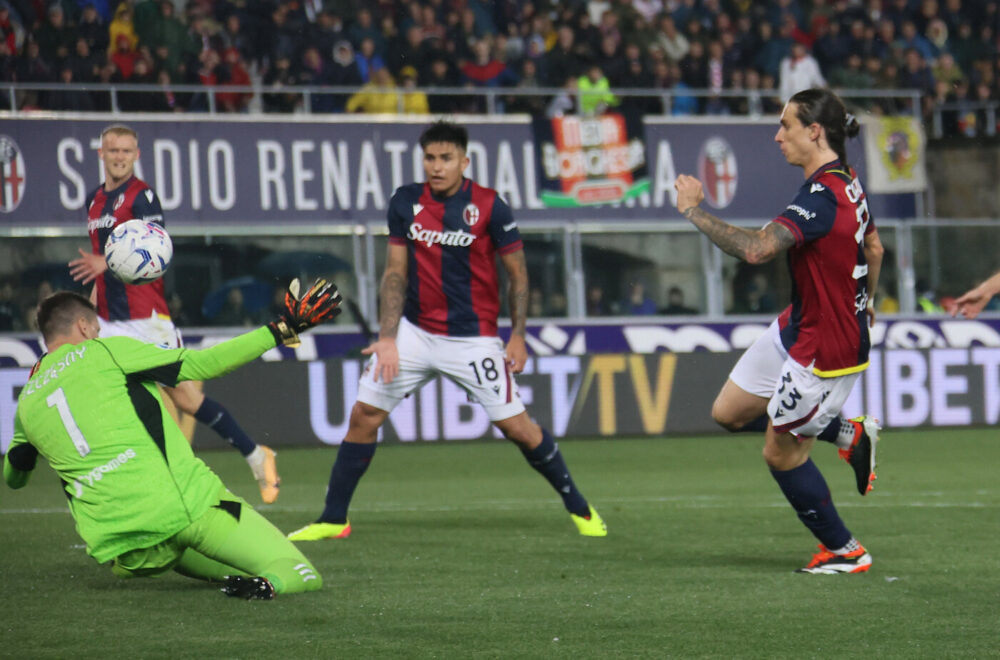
674;89;884;574
67;124;281;504
288;121;606;541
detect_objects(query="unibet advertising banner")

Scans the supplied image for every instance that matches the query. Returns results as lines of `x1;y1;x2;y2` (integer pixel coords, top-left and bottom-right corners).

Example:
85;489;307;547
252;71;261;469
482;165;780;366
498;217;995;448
0;115;911;229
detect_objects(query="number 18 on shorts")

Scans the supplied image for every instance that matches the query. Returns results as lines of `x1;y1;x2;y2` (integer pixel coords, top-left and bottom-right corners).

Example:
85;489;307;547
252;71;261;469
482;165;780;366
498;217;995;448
357;318;526;422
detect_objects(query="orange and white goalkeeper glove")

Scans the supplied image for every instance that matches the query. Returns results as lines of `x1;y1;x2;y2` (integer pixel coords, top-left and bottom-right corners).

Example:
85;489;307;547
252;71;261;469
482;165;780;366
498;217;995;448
267;278;342;347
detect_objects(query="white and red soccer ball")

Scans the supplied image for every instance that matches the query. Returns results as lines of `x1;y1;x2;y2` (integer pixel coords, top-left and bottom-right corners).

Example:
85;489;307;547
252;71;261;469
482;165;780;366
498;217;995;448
104;219;173;284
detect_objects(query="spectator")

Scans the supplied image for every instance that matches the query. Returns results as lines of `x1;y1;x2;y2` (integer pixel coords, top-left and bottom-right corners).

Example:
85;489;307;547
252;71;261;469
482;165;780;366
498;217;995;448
577;63;617;115
899;47;935;96
308;10;345;65
328;40;362;112
346;65;400;113
505;58;546;115
355;36;385;83
118;55;157;110
546;75;578;118
779;42;825;101
145;0;191;75
108;2;138;56
544;24;581;86
0;6;22;59
933;52;966;86
348;7;382;56
109;33;140;79
754;21;791;79
67;36;101;82
217;46;251;113
586;284;611;316
34;4;75;64
814;17;851;74
732;271;777;314
47;65;97;112
385;24;425;77
15;39;52;109
460;37;516;111
213;287;254;326
77;2;107;53
262;55;300;113
899;19;937;62
151;69;182;112
660;286;697;315
948;22;978;74
830;52;873;90
424;54;462;113
623;281;657;315
399;65;429;114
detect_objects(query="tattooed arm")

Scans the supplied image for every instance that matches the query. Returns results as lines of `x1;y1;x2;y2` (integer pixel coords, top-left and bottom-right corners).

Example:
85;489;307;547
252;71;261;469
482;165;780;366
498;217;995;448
500;247;530;373
361;243;408;383
675;174;794;264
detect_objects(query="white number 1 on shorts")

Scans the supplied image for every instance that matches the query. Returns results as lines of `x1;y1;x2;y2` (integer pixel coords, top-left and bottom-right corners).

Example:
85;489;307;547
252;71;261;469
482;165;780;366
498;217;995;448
46;387;91;457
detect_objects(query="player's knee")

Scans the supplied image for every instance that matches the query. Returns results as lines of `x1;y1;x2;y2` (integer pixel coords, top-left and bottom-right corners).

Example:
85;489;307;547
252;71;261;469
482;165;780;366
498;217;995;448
711;399;744;432
495;414;540;449
346;401;386;440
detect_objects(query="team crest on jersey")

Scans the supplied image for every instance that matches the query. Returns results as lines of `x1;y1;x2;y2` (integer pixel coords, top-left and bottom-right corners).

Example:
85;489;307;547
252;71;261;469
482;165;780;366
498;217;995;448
0;135;27;213
697;137;738;209
113;193;126;211
463;204;480;226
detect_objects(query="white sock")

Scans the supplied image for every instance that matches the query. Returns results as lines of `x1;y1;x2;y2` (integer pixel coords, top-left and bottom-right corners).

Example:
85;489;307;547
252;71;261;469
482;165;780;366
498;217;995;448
830;538;862;555
835;418;858;450
246;446;264;467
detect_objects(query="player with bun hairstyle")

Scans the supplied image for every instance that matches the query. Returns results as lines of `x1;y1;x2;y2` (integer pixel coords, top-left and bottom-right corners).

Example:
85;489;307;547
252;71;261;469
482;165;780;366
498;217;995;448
674;88;885;574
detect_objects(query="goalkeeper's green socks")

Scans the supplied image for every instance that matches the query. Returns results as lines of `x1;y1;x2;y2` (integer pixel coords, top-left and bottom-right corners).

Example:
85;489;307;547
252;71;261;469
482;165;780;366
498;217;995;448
318;441;376;524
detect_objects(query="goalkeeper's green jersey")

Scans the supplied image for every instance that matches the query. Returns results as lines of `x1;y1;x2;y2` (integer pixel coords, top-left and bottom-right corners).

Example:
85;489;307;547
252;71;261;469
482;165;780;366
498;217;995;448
7;327;275;563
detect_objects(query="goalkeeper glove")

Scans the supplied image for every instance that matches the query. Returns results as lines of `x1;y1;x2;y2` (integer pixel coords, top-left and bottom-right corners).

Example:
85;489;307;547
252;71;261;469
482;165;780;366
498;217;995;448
267;278;342;348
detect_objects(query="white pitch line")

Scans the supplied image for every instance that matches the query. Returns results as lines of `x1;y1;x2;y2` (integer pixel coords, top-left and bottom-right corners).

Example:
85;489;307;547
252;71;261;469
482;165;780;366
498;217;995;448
2;496;996;516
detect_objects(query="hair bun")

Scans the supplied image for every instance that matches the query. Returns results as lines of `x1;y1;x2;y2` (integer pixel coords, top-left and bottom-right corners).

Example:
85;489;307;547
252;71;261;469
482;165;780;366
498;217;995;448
844;112;861;138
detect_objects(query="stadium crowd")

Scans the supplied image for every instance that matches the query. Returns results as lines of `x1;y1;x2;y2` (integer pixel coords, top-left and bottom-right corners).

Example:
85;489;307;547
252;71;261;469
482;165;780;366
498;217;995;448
0;0;997;133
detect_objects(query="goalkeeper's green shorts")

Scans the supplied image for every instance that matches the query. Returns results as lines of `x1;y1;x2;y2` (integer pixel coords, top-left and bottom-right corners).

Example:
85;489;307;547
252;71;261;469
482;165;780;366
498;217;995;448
111;488;321;594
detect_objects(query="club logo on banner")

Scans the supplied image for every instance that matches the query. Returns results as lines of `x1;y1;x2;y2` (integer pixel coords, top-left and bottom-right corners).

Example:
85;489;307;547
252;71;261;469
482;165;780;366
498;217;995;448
697;137;738;208
861;115;927;193
533;112;649;207
0;135;26;213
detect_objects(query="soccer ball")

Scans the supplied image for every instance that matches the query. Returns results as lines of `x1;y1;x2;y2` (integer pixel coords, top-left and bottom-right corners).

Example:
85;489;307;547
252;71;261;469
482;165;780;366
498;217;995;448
104;219;173;284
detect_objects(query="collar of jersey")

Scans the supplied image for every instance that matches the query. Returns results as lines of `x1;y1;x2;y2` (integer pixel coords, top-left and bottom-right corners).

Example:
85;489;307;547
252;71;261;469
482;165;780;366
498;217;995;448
806;159;843;182
103;175;136;196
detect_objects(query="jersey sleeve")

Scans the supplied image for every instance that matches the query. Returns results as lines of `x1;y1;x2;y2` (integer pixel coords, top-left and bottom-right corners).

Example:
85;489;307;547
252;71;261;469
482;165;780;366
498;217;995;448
773;183;838;247
130;186;165;226
94;327;276;385
387;189;410;246
3;412;37;489
487;194;523;255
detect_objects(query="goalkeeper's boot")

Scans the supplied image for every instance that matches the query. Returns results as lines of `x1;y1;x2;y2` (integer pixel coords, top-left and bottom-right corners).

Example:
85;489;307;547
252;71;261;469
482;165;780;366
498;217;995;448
571;505;607;537
248;445;281;504
221;576;276;600
796;543;872;574
839;416;879;496
287;521;352;541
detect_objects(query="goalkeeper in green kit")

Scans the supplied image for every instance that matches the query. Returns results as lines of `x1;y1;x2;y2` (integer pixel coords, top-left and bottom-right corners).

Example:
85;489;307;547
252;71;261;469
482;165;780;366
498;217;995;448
3;279;341;599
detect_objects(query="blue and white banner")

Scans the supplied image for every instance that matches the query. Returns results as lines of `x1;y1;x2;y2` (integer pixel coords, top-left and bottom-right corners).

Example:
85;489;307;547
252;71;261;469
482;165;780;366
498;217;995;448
0;115;911;229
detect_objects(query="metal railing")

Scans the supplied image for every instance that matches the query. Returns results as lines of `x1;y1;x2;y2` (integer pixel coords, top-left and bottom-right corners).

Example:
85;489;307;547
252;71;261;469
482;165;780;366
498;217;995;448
0;81;924;119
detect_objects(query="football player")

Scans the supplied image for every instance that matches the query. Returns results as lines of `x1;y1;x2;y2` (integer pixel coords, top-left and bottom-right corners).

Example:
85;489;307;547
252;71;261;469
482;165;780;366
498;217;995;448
4;282;339;597
674;88;884;574
288;121;606;541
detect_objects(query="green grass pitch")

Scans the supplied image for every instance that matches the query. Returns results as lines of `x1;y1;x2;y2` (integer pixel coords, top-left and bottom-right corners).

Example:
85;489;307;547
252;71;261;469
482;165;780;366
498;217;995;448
2;428;997;658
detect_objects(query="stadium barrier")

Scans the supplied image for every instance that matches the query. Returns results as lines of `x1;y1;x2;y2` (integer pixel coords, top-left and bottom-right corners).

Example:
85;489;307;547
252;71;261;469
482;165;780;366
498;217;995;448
3;317;998;449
